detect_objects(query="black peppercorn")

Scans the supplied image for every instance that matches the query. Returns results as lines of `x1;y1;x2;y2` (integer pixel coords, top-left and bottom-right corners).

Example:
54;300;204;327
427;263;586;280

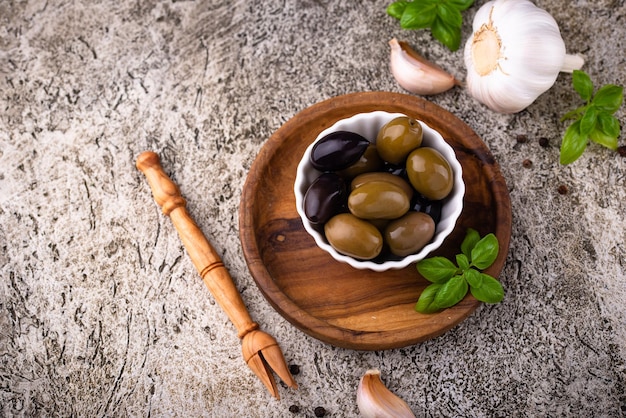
289;364;300;375
314;406;327;417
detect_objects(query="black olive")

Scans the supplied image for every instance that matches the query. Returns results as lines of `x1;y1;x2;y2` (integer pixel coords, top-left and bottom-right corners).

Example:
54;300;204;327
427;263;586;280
303;173;348;225
310;131;370;171
411;193;443;224
382;161;407;178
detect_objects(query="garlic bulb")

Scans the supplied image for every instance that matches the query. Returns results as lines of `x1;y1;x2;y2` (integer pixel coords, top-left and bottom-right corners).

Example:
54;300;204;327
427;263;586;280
464;0;585;113
389;38;460;96
356;369;416;418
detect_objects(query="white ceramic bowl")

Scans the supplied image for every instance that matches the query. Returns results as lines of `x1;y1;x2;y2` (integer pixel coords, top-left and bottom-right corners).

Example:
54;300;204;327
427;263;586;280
294;111;465;271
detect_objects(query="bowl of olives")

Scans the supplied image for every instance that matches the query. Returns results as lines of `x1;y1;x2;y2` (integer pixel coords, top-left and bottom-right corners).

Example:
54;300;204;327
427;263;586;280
294;111;465;271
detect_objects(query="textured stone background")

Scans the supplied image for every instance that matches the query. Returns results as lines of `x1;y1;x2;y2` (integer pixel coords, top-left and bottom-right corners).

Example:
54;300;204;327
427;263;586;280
1;0;625;417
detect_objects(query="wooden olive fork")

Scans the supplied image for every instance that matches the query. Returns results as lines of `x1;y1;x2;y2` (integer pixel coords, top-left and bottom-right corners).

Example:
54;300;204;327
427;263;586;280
136;151;297;399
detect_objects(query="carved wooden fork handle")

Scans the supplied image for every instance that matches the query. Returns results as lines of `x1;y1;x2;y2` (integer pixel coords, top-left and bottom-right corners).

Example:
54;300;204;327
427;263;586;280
136;151;296;398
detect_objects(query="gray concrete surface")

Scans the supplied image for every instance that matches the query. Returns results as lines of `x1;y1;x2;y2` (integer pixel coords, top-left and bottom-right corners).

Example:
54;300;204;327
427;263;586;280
1;0;625;417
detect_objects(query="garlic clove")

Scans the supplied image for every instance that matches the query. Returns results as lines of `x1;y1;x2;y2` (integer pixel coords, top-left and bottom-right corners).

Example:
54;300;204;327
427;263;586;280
464;0;584;114
356;369;416;418
389;38;460;96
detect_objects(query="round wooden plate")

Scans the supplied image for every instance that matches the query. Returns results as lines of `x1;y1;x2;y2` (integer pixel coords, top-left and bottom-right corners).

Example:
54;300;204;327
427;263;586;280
239;92;512;351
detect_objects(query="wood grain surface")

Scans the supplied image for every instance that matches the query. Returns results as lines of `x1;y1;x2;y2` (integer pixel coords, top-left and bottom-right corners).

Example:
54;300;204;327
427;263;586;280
239;92;512;350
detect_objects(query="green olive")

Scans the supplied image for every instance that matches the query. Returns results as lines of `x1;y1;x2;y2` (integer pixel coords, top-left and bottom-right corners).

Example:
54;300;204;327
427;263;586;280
348;181;410;220
376;117;423;165
324;213;383;260
351;171;414;200
406;147;453;200
337;144;383;178
367;218;390;231
384;211;435;257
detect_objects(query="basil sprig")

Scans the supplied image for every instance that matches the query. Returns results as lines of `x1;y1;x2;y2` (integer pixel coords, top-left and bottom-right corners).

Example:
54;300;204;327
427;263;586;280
386;0;474;51
560;70;624;164
415;229;504;314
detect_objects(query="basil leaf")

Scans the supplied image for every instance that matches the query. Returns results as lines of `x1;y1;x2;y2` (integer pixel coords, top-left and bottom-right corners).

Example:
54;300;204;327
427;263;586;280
464;268;483;289
416;256;458;283
456;254;470;271
460;228;480;260
437;3;462;28
560;105;586;122
597;112;621;138
572;69;594;102
401;2;437;29
448;0;474;11
386;0;470;51
386;1;409;20
579;106;598;137
589;128;619;151
431;16;461;51
560;120;588;165
415;283;443;313
470;274;504;303
470;233;499;270
592;84;624;113
433;275;468;309
414;228;503;313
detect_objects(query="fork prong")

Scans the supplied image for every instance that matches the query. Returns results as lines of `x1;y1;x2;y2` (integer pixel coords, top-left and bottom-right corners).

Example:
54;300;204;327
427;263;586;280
242;330;297;398
246;351;280;399
261;344;298;389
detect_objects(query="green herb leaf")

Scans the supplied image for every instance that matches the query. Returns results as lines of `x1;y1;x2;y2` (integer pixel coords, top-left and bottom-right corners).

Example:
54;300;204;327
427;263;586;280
464;268;483;289
401;1;437;29
415;283;443;313
470;233;499;270
590;128;619;151
415;229;503;314
431;17;462;51
579;106;598;137
437;3;462;28
560;105;586;122
597;112;621;138
386;0;473;51
560;71;623;164
416;256;458;283
592;84;624;113
470;274;504;303
560;120;588;165
456;254;470;271
572;69;594;102
460;228;480;260
386;1;409;20
433;275;468;309
448;0;474;11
